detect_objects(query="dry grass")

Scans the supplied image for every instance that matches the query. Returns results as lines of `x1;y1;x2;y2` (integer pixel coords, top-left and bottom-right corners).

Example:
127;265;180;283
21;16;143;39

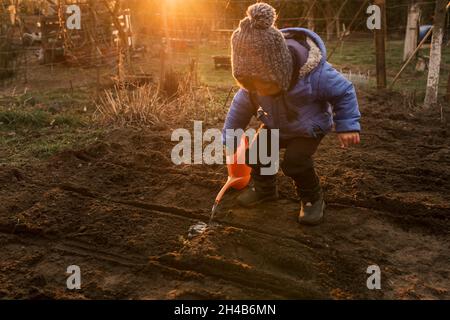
94;71;226;127
94;84;164;126
171;72;225;123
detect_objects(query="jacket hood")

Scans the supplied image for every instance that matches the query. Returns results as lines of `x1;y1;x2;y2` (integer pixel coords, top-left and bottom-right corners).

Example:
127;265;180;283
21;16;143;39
281;28;326;79
281;27;327;60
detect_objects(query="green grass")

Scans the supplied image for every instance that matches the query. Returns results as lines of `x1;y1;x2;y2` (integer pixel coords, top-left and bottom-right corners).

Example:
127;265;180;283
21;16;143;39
195;45;235;88
0;109;85;129
0;88;100;164
0;109;49;128
327;38;450;97
0;128;102;163
1;88;91;109
146;37;449;98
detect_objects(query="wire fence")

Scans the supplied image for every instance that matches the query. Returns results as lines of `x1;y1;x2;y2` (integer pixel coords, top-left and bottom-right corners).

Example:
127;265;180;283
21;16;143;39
0;2;449;102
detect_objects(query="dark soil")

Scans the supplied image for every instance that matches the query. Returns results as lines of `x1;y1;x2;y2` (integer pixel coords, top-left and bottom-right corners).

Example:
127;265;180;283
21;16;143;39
0;90;449;299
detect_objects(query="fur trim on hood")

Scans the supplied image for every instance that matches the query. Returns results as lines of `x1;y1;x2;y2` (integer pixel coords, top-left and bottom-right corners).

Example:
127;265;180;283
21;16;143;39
298;38;323;79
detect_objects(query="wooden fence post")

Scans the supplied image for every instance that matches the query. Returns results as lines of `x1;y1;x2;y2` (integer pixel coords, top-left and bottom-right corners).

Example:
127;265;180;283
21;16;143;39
374;0;387;89
447;72;450;105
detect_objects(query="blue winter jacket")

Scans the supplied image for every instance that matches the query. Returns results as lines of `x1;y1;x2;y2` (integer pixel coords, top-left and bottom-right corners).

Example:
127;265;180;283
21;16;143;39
222;28;361;144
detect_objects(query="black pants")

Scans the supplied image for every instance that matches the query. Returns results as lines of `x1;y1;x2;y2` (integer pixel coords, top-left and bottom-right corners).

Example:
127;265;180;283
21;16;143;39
245;127;323;201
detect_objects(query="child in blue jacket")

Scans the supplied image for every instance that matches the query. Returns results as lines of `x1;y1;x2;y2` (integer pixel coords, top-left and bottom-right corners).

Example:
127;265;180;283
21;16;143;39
223;2;361;225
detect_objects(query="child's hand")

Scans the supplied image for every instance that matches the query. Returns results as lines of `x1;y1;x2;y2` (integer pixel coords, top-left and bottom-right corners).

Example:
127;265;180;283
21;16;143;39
337;132;360;148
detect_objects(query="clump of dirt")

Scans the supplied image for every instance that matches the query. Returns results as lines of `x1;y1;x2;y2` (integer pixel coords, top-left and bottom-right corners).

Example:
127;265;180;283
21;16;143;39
0;90;449;299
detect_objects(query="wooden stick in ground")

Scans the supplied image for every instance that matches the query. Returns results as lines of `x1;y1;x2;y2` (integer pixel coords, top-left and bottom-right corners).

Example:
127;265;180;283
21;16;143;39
389;26;433;89
332;0;351;38
158;47;166;93
24;50;28;84
323;0;335;41
374;0;387;89
447;72;450;105
223;86;234;108
302;0;317;30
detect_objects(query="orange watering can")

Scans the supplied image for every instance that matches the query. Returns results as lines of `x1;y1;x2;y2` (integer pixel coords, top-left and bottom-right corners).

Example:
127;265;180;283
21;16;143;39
209;134;253;224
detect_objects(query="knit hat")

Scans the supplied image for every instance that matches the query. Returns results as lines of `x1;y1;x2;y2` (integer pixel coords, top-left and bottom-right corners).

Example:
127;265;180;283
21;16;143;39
231;2;293;92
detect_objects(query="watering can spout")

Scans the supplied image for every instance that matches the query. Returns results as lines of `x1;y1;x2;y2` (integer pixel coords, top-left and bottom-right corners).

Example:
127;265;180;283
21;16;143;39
209;176;246;224
209;135;252;224
214;176;247;203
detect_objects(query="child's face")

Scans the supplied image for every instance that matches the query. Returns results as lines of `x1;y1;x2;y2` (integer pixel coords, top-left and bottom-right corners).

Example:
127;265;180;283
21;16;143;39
253;79;281;96
239;78;281;96
252;79;282;96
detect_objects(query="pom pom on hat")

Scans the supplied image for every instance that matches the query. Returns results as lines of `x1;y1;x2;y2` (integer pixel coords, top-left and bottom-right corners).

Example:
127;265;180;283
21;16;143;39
247;2;276;29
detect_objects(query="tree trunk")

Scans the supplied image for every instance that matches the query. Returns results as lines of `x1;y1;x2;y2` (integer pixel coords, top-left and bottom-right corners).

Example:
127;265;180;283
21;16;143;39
424;0;447;108
403;1;421;62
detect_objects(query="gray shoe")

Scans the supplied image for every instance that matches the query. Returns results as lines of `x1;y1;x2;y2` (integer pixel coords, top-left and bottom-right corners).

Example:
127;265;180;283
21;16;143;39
298;193;325;225
237;176;278;208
